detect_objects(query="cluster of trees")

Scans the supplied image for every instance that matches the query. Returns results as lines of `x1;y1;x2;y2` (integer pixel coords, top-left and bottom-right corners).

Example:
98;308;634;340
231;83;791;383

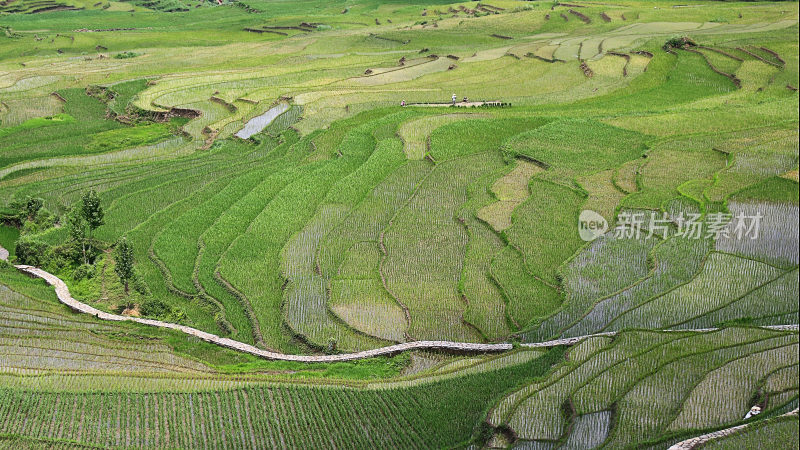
4;190;187;322
5;196;57;234
13;190;105;273
8;190;138;295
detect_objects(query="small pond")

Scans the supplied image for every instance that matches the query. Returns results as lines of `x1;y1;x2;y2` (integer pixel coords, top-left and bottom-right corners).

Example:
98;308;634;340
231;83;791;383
234;103;290;139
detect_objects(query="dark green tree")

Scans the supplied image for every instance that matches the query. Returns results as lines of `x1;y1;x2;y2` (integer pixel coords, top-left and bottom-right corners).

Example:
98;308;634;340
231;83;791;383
65;207;89;264
114;237;135;294
81;189;104;238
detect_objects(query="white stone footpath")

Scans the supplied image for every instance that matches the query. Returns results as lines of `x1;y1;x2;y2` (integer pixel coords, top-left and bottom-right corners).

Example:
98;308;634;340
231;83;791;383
668;408;799;449
1;246;797;362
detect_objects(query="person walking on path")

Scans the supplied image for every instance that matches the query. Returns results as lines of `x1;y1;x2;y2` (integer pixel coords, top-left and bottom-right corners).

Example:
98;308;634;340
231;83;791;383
452;93;457;105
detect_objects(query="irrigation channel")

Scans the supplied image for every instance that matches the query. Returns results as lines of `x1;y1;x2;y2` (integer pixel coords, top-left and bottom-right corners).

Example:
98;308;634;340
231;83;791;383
2;244;796;362
234;102;290;139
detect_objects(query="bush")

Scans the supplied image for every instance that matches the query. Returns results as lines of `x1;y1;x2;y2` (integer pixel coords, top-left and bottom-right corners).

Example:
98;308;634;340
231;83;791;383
140;298;170;317
21;220;40;235
140;298;186;322
61;240;102;265
114;51;139;59
46;247;73;272
73;263;96;281
132;274;151;296
5;197;43;224
664;36;697;50
24;197;43;220
4;197;57;235
14;238;51;266
165;308;187;323
33;207;56;228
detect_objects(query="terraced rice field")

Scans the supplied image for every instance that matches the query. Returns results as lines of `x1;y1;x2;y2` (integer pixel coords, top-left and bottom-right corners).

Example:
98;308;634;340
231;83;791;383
1;0;798;447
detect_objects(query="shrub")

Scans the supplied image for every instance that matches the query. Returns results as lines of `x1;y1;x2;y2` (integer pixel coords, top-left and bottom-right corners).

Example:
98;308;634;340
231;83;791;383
70;240;102;265
73;263;96;281
140;298;170;317
132;273;150;296
664;36;697;50
14;237;51;266
23;197;43;220
140;297;186;322
33;207;56;228
20;220;40;235
165;308;187;323
113;51;139;59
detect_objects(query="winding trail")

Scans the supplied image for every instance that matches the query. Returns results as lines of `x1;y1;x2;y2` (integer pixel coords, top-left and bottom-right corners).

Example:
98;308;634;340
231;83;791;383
410;101;505;108
668;408;799;449
1;246;797;362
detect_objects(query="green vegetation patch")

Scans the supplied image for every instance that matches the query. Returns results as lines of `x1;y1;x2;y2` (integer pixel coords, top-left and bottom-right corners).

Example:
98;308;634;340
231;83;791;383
0;113;75;139
85;122;174;153
0;225;19;258
732;176;800;205
506;118;649;173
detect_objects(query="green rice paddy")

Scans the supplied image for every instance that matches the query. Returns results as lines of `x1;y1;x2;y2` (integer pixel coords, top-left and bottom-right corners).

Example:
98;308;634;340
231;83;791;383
1;0;798;446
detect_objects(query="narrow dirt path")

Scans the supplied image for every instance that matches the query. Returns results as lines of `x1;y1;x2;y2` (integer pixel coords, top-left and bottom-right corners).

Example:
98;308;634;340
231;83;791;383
667;408;799;449
1;245;797;362
410;101;505;108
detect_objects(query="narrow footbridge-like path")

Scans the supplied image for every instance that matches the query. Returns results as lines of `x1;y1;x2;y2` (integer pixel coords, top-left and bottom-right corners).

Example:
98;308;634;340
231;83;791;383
2;248;797;362
668;408;799;449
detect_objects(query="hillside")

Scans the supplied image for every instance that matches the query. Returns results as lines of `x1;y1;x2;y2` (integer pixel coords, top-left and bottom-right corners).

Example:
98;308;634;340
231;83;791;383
0;0;798;447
